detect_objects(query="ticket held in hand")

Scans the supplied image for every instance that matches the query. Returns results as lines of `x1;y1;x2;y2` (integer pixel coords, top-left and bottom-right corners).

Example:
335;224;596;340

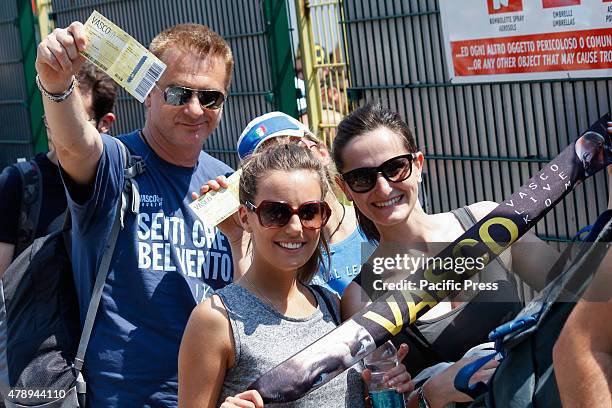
81;10;166;102
189;170;243;229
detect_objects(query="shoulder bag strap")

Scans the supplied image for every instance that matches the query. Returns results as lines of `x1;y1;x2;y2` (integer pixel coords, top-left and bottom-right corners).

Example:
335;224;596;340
73;141;144;372
310;285;340;326
13;161;42;256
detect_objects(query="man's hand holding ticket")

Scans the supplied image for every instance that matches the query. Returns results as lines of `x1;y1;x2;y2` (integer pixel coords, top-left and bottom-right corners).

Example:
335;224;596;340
190;170;242;229
36;10;165;103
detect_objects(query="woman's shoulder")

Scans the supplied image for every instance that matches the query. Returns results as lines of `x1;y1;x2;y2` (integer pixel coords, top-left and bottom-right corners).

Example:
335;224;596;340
465;201;499;221
179;293;235;395
188;293;231;337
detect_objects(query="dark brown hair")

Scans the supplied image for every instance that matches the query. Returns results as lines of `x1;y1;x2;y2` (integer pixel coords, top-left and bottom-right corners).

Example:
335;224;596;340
332;102;418;243
240;143;330;283
76;61;117;124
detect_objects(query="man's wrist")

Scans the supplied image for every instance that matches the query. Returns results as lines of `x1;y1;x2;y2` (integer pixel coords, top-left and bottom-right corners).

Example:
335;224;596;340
36;75;77;102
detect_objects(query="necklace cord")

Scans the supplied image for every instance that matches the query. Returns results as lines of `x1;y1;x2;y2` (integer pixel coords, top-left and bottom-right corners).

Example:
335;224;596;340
328;203;346;243
242;273;283;312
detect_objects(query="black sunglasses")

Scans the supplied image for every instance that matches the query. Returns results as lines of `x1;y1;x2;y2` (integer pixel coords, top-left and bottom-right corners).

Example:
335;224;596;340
156;84;226;110
341;153;416;193
245;200;331;229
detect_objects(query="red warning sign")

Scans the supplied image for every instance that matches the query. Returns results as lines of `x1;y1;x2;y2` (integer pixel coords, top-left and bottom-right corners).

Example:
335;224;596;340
441;0;612;82
487;0;524;14
542;0;581;8
451;28;612;76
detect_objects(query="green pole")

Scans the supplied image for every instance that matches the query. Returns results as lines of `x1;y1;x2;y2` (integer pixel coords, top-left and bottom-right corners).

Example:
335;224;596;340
17;0;46;154
263;0;298;118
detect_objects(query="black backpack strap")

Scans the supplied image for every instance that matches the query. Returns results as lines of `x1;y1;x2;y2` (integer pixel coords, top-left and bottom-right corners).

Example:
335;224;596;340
13;161;42;257
310;285;340;326
73;141;144;372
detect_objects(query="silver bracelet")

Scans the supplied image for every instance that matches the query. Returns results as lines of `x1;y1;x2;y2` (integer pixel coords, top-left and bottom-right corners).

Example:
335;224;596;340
418;386;432;408
36;74;77;103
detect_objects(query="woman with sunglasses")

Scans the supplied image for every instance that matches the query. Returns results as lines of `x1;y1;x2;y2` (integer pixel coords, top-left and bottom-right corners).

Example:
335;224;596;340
179;143;412;407
333;103;559;408
197;112;368;295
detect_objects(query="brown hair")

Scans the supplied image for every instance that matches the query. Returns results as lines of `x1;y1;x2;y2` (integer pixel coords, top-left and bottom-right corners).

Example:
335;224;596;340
149;23;234;89
76;61;117;124
239;143;330;283
256;134;337;191
332;102;418;243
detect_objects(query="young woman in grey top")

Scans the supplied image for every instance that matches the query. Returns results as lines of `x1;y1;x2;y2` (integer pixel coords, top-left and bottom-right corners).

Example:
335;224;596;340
178;143;412;407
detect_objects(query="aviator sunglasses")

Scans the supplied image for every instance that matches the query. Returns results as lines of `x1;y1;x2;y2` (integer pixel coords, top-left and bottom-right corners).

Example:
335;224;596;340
245;200;332;229
155;84;226;110
341;153;416;193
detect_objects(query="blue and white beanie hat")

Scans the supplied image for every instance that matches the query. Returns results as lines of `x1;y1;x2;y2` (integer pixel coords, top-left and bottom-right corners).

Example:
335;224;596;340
237;112;315;161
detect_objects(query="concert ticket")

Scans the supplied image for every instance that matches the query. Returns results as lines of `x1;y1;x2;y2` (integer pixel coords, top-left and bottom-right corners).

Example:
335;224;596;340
82;10;166;102
189;170;242;228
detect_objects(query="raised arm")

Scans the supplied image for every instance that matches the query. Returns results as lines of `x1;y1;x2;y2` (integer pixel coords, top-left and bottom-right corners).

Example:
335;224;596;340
35;22;103;187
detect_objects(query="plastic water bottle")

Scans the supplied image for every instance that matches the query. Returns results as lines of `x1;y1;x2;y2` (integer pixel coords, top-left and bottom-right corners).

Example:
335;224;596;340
363;341;405;408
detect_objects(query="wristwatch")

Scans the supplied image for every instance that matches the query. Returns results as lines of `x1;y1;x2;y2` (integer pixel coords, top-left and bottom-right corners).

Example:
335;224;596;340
36;74;77;103
418;386;431;408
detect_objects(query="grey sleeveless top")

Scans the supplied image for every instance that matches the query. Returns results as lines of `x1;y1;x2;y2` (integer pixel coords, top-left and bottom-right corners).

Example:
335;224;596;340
216;283;365;407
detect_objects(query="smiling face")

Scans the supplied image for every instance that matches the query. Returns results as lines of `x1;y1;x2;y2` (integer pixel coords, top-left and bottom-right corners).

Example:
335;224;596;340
145;47;228;154
240;169;325;274
338;126;424;230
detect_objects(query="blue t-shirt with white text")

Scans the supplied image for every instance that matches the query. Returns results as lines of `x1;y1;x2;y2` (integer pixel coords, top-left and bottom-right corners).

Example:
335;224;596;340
65;131;233;407
311;227;370;295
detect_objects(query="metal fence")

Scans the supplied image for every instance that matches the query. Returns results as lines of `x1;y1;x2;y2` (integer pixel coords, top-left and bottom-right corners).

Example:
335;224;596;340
4;0;608;242
0;1;35;168
295;0;352;146
51;0;278;170
342;0;610;241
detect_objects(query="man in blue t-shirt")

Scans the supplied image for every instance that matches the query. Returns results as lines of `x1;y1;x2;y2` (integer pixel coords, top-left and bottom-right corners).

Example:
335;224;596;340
35;22;241;407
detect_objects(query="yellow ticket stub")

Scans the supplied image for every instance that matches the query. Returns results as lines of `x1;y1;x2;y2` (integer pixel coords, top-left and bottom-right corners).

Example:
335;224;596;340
189;169;242;228
82;10;166;103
